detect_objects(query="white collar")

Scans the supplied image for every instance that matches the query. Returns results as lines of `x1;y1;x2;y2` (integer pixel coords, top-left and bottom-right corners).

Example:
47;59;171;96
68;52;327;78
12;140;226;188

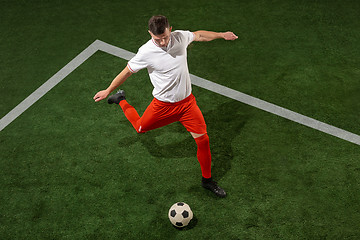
151;34;172;51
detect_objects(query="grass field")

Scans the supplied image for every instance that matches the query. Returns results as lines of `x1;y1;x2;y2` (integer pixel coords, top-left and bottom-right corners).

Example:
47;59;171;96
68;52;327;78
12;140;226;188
1;0;360;239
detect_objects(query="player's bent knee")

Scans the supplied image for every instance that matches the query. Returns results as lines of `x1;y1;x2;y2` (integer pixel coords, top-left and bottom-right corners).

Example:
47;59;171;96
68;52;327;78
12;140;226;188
136;125;148;134
190;132;206;139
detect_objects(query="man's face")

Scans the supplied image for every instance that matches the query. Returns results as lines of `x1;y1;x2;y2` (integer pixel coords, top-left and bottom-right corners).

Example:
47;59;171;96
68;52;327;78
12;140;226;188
149;27;172;47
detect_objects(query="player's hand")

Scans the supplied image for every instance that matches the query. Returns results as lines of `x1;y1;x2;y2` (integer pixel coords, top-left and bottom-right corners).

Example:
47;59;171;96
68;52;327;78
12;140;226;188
93;90;109;102
223;32;238;41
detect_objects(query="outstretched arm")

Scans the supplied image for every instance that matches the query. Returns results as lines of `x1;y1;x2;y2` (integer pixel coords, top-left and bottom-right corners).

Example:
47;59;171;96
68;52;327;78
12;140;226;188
93;66;133;102
193;30;238;42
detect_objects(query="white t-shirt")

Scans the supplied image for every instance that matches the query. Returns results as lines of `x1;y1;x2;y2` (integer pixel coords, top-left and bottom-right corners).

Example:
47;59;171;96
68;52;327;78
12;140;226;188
127;30;195;103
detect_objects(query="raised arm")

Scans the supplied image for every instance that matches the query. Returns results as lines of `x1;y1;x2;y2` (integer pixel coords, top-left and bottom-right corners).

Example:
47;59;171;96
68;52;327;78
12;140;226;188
93;65;133;102
193;30;238;42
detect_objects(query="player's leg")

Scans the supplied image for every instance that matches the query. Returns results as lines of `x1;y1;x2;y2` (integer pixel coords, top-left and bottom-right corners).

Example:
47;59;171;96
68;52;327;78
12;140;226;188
108;90;180;133
192;132;226;198
107;90;142;132
119;100;142;132
137;99;180;133
180;96;226;198
192;133;212;179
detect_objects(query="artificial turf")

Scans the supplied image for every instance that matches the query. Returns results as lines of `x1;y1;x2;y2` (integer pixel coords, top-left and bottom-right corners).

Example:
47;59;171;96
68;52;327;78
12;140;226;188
1;0;360;239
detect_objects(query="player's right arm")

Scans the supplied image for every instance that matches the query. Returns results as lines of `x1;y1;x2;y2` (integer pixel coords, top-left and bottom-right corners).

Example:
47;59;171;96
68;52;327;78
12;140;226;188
93;66;133;102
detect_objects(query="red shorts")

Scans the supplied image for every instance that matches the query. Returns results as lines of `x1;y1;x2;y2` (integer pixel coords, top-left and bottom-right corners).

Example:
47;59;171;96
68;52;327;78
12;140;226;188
138;94;207;134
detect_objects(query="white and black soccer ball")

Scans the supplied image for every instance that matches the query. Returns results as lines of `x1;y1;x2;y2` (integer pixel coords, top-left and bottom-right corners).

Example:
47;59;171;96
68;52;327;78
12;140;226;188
168;202;193;228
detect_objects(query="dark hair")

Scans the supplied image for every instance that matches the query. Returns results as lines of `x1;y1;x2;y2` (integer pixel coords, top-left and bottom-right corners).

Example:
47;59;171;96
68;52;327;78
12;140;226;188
148;15;169;35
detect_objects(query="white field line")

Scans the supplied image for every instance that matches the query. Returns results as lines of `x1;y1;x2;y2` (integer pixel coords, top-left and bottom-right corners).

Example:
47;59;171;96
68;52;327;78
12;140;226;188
0;41;99;132
1;39;359;146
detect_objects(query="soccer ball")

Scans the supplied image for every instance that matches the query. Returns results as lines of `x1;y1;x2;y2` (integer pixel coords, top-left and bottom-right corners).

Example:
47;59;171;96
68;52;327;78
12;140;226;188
168;202;193;228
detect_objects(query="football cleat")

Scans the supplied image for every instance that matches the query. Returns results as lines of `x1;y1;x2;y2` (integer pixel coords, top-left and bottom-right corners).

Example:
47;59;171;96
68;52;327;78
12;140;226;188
107;90;126;104
201;178;227;198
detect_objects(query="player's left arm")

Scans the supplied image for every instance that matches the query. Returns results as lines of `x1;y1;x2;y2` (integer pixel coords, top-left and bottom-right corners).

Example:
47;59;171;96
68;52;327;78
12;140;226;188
193;30;238;42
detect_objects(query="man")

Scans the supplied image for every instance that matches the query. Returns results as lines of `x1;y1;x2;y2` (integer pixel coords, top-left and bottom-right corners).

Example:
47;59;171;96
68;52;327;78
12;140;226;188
94;15;238;198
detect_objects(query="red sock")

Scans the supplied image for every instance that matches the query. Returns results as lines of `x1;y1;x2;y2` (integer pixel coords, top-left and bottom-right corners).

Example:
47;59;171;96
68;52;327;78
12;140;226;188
119;100;141;132
194;134;212;179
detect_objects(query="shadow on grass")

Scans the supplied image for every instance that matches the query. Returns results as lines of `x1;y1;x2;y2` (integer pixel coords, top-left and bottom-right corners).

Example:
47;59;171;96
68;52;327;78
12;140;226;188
206;101;250;180
118;100;251;180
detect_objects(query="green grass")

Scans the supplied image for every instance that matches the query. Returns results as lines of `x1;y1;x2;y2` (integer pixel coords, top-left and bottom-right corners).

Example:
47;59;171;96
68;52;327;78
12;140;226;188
1;0;360;239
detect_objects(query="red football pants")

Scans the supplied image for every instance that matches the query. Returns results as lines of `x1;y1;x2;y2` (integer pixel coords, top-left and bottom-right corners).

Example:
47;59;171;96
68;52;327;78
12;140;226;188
119;94;211;178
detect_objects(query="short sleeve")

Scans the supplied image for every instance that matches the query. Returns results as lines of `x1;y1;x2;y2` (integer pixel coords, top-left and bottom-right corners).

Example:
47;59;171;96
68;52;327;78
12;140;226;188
176;30;195;46
127;49;148;73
